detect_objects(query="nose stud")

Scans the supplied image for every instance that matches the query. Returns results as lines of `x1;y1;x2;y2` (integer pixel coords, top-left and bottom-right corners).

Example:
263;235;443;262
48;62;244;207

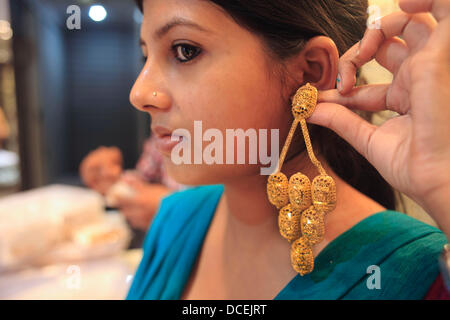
152;92;157;97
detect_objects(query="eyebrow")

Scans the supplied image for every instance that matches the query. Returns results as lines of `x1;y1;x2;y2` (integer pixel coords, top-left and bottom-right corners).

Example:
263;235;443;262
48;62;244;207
139;16;212;46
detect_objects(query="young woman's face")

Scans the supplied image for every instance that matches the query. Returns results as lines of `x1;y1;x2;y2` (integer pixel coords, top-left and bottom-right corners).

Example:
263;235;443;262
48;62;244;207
130;0;293;185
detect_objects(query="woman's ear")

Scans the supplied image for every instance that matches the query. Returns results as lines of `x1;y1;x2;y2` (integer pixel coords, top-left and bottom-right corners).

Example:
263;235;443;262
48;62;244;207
286;36;339;90
302;36;339;90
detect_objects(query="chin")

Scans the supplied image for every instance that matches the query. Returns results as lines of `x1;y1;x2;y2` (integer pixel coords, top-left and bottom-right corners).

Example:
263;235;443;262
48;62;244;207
163;161;226;186
163;158;267;187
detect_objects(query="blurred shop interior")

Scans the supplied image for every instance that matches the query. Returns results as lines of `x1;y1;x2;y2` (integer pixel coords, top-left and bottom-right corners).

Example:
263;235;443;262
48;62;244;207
0;0;149;299
4;0;147;192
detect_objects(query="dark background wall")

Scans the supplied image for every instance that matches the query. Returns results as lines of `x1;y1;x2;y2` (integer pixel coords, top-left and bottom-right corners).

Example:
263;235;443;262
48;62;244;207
10;0;148;188
66;26;142;173
38;4;68;183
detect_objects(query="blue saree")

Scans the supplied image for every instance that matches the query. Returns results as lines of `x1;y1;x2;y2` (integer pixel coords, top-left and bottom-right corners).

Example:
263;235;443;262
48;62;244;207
126;184;447;300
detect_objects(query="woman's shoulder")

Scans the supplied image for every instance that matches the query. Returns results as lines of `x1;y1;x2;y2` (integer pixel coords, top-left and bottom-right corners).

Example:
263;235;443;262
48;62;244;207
336;210;447;299
357;209;443;238
321;209;446;258
279;210;447;300
141;184;224;247
342;210;447;270
126;184;224;299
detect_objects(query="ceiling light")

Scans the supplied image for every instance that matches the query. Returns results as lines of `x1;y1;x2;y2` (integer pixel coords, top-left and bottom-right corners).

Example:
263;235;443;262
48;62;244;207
89;5;107;22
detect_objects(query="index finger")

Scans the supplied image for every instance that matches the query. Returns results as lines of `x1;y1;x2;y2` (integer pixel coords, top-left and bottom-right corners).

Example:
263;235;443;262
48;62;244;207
338;12;412;94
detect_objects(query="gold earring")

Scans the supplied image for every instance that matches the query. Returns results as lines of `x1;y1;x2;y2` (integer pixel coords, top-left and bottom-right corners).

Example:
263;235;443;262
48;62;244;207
267;83;337;276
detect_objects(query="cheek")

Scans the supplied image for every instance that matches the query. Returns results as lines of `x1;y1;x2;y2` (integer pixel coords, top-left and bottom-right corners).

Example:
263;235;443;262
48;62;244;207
183;63;285;134
164;54;292;185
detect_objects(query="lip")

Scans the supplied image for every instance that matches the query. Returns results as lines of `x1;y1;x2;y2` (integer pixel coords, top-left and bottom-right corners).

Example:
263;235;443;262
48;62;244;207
152;125;183;155
153;126;173;139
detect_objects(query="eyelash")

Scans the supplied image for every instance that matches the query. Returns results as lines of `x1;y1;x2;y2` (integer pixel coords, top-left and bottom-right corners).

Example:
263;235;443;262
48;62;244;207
141;43;202;64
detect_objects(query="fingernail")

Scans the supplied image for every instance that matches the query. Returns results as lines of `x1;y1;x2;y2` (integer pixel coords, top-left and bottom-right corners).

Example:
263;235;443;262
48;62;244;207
356;40;361;56
336;74;342;92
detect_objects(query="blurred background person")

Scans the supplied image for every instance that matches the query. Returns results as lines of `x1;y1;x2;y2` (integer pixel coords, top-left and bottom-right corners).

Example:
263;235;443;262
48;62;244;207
0;107;10;148
80;134;185;231
0;0;182;300
5;0;187;249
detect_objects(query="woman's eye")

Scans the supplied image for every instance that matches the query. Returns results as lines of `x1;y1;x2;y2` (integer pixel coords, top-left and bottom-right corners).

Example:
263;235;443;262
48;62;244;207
171;43;201;63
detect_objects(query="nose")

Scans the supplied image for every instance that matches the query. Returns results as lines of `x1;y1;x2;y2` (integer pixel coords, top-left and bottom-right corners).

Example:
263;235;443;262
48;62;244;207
129;62;171;114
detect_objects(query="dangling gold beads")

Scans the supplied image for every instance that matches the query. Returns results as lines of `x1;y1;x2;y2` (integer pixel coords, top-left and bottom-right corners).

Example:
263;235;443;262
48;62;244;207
266;83;337;276
278;204;302;242
288;172;312;211
312;175;337;214
290;237;314;276
300;205;325;245
267;172;289;209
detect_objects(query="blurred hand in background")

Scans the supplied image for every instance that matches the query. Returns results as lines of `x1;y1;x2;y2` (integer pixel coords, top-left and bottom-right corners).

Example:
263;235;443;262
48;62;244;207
113;171;171;230
80;146;123;195
80;137;183;231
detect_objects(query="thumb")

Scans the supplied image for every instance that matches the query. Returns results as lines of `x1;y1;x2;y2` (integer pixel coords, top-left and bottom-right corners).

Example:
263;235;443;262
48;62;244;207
307;102;377;161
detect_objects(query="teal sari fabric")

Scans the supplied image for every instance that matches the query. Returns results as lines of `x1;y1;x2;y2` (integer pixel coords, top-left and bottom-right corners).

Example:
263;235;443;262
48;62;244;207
126;184;447;300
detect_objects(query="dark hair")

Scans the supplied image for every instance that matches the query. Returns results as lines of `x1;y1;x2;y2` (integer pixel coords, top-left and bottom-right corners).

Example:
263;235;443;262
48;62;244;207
135;0;397;210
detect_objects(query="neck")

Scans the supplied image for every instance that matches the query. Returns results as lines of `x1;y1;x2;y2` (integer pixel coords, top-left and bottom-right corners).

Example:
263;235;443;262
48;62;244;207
217;152;386;256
